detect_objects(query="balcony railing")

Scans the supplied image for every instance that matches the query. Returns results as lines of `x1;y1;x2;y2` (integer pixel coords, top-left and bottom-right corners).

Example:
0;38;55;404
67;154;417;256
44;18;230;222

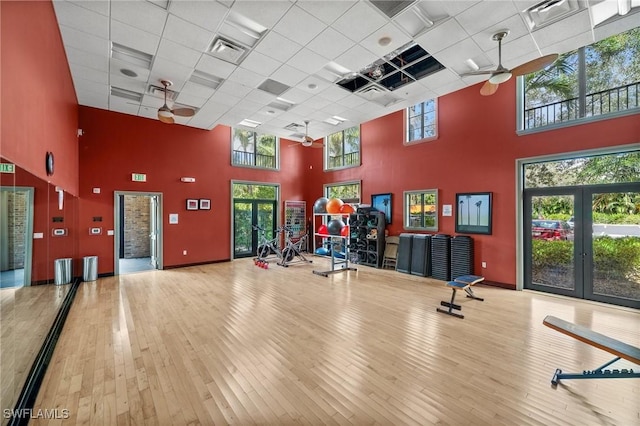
328;152;360;169
524;81;639;130
232;150;276;169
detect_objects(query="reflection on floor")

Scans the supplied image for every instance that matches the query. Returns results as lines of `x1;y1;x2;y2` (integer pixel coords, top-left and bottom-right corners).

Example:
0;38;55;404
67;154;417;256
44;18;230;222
0;268;24;289
119;257;154;274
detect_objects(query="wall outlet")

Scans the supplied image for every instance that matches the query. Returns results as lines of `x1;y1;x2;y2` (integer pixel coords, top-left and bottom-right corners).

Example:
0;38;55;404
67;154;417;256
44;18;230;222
482;261;487;269
183;250;187;255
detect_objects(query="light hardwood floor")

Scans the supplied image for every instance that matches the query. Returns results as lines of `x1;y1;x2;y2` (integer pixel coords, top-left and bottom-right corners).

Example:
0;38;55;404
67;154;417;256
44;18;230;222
32;258;639;425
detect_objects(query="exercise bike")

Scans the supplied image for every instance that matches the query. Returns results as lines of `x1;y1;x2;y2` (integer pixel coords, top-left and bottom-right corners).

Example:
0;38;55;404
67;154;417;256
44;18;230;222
278;226;312;267
253;225;284;263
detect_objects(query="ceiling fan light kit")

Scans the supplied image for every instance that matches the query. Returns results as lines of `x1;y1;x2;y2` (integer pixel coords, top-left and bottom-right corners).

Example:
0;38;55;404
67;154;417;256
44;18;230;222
157;79;196;124
488;72;512;84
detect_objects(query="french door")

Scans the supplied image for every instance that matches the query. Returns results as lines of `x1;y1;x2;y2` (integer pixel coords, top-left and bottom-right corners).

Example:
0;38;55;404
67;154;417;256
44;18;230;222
233;199;276;258
524;182;640;308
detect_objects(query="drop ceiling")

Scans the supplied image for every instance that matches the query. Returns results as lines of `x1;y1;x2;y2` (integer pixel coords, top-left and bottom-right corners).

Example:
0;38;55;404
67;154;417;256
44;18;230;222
53;0;640;140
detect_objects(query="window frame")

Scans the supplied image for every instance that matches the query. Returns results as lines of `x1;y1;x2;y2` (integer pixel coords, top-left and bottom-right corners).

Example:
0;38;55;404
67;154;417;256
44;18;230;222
403;189;438;231
231;128;280;170
323;180;361;205
405;98;438;145
323;126;361;171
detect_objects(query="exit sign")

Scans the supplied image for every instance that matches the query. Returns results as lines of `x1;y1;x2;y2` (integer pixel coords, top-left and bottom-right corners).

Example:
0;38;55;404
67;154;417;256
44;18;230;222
131;173;147;182
0;163;15;173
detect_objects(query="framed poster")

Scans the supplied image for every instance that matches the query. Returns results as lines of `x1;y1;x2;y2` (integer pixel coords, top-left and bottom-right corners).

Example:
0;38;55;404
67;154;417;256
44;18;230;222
199;199;211;210
455;192;492;235
371;193;392;224
186;199;199;210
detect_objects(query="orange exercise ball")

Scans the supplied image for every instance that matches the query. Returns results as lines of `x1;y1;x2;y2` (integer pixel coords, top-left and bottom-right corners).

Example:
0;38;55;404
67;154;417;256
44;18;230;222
339;203;355;214
325;198;344;214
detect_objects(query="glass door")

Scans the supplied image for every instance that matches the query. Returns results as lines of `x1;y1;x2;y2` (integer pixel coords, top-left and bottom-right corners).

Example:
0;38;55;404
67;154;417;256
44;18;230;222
233;200;276;258
584;183;640;308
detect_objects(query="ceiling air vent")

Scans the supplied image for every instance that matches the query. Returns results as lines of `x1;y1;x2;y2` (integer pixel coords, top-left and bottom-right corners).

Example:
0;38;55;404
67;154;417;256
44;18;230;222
111;42;153;70
284;123;303;132
523;0;582;30
257;79;290;96
189;70;223;90
208;35;248;65
110;86;143;103
148;84;177;101
369;0;418;18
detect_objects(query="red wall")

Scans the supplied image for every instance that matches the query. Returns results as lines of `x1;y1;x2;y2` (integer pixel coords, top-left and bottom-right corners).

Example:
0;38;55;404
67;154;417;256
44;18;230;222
0;0;79;195
303;79;639;286
77;107;306;273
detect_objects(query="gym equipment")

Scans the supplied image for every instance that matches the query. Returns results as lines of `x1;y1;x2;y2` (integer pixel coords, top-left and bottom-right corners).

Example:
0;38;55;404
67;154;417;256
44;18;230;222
543;315;640;386
317;224;328;235
327;218;345;235
436;275;485;319
340;225;349;237
340;203;355;214
313;197;329;213
278;227;313;267
253;224;284;262
396;233;413;273
325;198;344;214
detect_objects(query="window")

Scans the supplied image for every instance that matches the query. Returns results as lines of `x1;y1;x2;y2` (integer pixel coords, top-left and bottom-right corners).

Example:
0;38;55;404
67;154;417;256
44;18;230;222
404;189;438;231
406;98;438;143
324;126;360;170
519;27;640;131
324;181;361;204
231;129;278;169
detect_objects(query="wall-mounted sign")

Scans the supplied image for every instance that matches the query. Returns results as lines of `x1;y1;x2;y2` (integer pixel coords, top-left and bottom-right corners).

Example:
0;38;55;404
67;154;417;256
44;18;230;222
169;213;178;224
0;163;15;173
132;173;147;182
442;204;452;217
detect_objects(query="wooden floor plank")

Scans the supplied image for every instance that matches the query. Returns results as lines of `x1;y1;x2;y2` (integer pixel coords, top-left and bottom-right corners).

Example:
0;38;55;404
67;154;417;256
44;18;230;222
31;259;639;425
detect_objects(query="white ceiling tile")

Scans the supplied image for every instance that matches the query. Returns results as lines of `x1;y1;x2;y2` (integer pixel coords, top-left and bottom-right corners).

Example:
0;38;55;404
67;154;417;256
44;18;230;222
110;58;151;82
72;78;109;97
209;90;243;108
593;13;640;41
180;81;217;99
278;87;313;104
58;24;110;56
110;1;168;36
168;0;228;32
240;50;283;76
109;73;148;94
270;64;308;87
272;6;326;45
419;68;462;91
216;80;253;98
149;57;195;89
331;1;388;42
296;75;333;94
175;92;208;108
109;96;142;114
229;1;292;28
65;46;109;72
71;63;109;85
296;0;357;25
77;92;109;109
301;96;333;111
414;18;468;54
431;37;482;75
538;30;595;57
432;78;468;97
531;10;593;50
111;20;160;56
141;95;165;109
137;105;159;120
254;31;303;63
244;89;276;106
288;48;331;75
226;67;264;88
52;0;109;39
317;85;351;103
155;38;202;69
495;34;540;68
470;14;530;52
306;28;356;60
288;103;316;117
359;23;413;58
455;1;518;36
162;14;215;52
337;94;368;109
67;0;109;16
196;55;237;79
334;45;379;72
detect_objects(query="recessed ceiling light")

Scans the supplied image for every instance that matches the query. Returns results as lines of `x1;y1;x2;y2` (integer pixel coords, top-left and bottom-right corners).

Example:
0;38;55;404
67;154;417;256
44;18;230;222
378;36;392;46
308;83;318;90
120;68;138;78
267;110;275;115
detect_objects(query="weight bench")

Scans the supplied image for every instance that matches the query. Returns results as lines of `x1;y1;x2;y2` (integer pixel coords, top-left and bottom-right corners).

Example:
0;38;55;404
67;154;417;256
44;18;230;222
543;315;640;386
436;275;484;319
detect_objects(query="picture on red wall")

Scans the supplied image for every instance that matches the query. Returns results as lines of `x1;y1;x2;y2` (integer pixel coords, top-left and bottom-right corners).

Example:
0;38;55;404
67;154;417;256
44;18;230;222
186;199;198;210
455;192;492;235
199;199;211;210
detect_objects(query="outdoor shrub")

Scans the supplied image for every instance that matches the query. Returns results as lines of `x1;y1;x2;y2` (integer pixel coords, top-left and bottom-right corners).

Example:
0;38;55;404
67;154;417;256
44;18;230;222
593;236;640;277
532;240;573;268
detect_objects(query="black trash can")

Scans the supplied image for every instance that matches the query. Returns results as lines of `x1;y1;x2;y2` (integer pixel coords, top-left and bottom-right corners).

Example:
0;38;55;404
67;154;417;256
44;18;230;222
83;256;98;282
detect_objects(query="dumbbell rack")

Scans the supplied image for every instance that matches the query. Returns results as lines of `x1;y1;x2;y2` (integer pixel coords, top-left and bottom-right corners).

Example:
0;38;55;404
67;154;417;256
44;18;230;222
312;213;357;277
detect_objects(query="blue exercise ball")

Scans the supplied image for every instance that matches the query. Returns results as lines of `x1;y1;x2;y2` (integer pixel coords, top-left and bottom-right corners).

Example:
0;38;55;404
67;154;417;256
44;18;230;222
313;197;329;213
327;218;345;236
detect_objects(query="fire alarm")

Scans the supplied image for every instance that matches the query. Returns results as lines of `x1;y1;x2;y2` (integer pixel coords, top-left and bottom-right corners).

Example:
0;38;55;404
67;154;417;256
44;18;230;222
180;177;196;183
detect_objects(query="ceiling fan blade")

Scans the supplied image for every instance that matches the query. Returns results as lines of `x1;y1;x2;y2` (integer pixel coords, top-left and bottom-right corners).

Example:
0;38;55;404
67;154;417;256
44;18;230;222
511;53;559;76
480;80;499;96
172;108;195;117
158;114;174;124
461;70;495;77
310;143;323;149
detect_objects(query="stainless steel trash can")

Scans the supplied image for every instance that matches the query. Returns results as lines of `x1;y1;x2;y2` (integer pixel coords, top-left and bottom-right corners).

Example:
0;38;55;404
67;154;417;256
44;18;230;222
83;256;98;282
54;258;72;285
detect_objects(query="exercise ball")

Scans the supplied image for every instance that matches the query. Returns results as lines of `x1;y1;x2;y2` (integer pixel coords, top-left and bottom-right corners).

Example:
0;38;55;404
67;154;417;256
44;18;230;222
325;198;344;214
317;224;328;235
340;225;350;237
313;197;329;213
340;203;355;214
327;218;345;235
315;247;330;256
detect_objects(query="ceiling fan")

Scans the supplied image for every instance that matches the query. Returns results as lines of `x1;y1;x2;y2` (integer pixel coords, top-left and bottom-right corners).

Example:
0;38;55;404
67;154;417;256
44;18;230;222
291;120;323;148
462;30;559;96
157;79;196;124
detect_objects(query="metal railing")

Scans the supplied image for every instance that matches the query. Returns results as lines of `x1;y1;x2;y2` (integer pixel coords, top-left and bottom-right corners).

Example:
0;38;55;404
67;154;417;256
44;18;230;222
328;152;360;169
524;81;639;130
232;150;276;169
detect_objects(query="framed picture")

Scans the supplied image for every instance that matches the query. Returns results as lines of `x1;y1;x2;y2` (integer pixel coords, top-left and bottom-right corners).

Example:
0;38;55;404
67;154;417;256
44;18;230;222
186;199;198;210
456;192;492;235
371;193;392;225
199;199;211;210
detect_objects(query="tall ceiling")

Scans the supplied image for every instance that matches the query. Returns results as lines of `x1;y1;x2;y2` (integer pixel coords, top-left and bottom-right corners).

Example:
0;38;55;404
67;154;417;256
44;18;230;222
53;0;639;140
